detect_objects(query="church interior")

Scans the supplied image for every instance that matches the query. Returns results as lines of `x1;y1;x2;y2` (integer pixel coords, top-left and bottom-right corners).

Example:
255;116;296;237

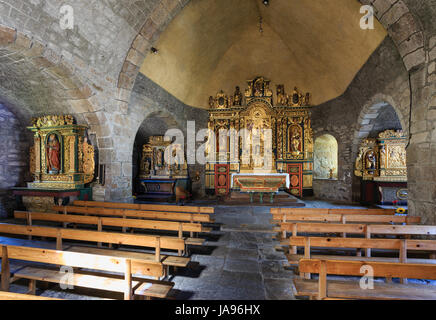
0;0;435;303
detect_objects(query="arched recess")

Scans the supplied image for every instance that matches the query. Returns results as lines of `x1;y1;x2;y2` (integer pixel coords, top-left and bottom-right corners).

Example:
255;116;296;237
0;25;114;201
131;111;183;196
351;97;405;202
314;134;338;180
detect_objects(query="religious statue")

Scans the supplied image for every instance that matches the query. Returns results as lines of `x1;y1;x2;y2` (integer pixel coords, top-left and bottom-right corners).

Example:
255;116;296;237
290;126;301;153
233;86;243;106
365;150;376;170
47;134;60;174
208;96;215;108
276;85;288;105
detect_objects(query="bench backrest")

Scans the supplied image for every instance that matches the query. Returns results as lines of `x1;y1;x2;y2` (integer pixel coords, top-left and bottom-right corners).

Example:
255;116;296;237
0;223;185;252
53;205;213;223
273;213;419;224
1;245;163;277
271;208;396;215
14;211;204;233
281;222;436;236
299;258;436;280
73;200;214;214
290;236;436;252
299;258;436;299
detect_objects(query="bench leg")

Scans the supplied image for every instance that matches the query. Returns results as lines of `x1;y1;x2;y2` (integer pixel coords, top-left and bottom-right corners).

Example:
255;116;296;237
27;280;36;295
1;247;10;292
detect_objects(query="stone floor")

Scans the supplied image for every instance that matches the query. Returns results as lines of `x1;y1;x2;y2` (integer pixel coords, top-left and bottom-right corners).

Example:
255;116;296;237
0;198;398;300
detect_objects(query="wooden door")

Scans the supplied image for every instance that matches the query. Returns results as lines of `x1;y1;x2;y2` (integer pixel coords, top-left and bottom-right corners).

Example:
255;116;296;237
214;164;230;196
287;163;303;197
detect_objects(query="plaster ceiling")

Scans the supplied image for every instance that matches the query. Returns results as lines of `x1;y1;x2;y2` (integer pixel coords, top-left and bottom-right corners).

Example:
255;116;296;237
140;0;387;108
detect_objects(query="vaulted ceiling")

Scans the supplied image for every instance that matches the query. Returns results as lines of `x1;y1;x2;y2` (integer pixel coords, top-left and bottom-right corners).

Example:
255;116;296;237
140;0;387;108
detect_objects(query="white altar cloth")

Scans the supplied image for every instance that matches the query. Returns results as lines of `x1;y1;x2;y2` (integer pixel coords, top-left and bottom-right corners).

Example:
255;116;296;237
230;173;290;189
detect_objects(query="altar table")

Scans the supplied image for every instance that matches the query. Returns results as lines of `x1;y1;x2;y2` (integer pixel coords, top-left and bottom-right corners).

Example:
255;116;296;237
231;173;290;203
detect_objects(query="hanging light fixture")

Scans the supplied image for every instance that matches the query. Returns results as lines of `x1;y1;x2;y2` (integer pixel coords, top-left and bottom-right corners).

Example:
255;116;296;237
258;16;263;35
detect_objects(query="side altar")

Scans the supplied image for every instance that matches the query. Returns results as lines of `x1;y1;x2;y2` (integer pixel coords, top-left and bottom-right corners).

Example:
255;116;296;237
354;130;407;205
136;136;190;202
205;77;314;198
12;115;95;212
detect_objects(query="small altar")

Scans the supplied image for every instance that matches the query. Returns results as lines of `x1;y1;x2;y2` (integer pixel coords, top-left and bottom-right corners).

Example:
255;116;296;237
12;115;95;212
231;173;290;203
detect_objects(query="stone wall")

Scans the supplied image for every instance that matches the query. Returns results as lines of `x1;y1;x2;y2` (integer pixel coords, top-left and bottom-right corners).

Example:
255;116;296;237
0;104;32;218
105;74;209;201
311;37;411;202
406;32;436;224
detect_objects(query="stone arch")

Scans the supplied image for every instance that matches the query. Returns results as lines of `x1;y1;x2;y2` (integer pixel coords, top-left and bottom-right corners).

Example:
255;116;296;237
131;110;184;196
0;25;115;200
351;93;406;201
352;93;407;156
358;0;425;71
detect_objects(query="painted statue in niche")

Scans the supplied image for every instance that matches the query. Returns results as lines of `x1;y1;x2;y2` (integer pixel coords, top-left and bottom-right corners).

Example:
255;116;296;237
233;86;243;106
289;125;302;154
47;133;60;174
365;150;377;171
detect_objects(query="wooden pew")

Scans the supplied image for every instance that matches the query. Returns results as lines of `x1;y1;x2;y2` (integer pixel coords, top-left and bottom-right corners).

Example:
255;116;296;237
53;205;214;223
271;213;419;225
272;214;420;239
14;211;210;247
0;291;62;300
295;259;436;300
271;208;396;216
0;223;187;270
280;223;436;257
288;236;436;266
1;245;172;300
73;200;214;214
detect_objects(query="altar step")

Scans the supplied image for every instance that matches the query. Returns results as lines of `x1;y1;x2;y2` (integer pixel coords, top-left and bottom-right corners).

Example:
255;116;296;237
221;191;305;207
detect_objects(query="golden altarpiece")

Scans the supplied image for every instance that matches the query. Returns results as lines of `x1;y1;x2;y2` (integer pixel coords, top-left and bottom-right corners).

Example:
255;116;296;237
354;130;407;204
12;115;95;212
205;77;314;197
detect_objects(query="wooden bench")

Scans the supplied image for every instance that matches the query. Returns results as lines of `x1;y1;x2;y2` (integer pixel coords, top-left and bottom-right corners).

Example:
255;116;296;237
14;211;209;248
0;223;188;272
288;236;436;265
279;223;436;258
272;214;420;240
271;208;396;217
73;200;214;214
53;205;214;224
295;258;436;300
1;245;172;300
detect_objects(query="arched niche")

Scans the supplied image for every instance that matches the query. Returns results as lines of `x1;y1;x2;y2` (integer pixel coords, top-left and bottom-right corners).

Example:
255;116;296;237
314;134;338;180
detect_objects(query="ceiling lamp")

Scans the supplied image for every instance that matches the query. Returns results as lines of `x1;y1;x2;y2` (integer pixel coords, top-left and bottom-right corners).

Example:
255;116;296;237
263;0;269;6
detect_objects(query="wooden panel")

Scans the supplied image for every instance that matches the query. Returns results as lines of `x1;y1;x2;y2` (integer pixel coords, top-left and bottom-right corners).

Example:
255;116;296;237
293;278;436;300
214;164;230;196
73;200;214;214
271;208;395;215
299;259;436;280
0;291;62;300
281;222;366;234
53;206;213;223
66;246;190;268
14;211;205;233
0;223;185;251
272;213;420;224
369;225;436;235
287;163;303;197
289;236;436;251
4;245;163;277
